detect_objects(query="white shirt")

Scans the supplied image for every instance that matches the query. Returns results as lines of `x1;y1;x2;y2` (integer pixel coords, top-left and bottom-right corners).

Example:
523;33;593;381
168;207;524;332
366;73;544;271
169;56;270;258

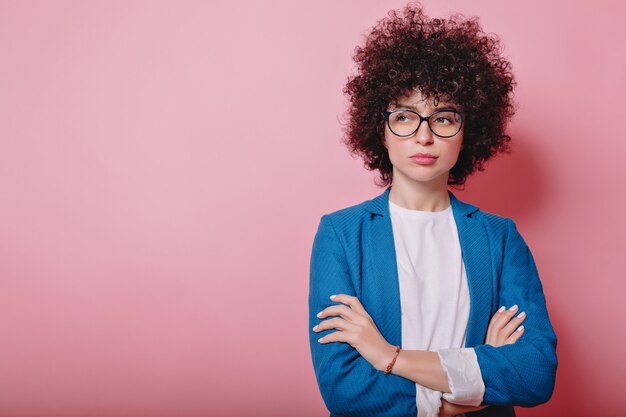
389;200;485;417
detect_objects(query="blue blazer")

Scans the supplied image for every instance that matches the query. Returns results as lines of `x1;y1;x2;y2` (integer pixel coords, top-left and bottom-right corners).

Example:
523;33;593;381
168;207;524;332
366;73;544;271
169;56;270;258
308;187;557;417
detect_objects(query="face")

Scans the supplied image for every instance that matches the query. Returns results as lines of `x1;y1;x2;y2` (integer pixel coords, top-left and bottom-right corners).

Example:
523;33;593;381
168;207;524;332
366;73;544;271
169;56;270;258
383;88;464;188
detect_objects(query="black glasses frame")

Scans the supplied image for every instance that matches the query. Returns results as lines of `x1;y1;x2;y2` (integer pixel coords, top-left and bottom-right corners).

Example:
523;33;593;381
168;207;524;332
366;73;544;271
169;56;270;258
382;109;465;138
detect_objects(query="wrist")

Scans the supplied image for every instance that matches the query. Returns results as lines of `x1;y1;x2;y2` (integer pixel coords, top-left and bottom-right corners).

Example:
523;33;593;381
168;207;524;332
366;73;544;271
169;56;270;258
375;343;396;371
379;344;401;373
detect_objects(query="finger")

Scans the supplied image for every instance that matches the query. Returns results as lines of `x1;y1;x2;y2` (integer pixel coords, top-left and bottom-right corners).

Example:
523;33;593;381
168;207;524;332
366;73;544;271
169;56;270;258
486;306;506;343
486;305;523;346
504;325;525;345
501;311;526;338
329;294;370;318
317;329;350;344
487;305;507;332
492;304;520;330
317;304;355;321
313;317;352;333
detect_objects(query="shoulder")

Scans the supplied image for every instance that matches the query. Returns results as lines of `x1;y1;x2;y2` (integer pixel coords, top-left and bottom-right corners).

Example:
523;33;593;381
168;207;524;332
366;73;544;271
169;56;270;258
314;189;387;240
452;192;517;240
474;209;514;231
317;198;371;235
453;197;532;264
310;196;376;258
473;209;532;252
322;199;370;221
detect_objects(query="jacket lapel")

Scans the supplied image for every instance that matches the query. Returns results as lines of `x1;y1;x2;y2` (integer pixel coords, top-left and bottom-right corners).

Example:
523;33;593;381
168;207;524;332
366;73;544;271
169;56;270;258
362;187;493;349
449;192;493;347
361;187;403;346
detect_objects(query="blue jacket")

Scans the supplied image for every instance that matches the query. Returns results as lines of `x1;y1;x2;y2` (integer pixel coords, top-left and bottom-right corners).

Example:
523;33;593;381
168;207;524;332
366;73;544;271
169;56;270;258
308;187;557;417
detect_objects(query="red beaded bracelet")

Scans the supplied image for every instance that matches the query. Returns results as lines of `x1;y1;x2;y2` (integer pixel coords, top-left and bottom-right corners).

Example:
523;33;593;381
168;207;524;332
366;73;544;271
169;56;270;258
383;345;401;374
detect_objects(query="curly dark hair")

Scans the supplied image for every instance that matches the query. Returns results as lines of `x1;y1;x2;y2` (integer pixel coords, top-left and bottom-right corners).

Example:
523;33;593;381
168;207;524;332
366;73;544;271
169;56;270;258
342;2;516;187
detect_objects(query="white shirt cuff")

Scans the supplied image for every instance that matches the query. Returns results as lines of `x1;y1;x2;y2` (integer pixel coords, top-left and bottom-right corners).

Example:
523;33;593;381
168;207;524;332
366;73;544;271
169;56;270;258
416;384;442;417
437;347;485;406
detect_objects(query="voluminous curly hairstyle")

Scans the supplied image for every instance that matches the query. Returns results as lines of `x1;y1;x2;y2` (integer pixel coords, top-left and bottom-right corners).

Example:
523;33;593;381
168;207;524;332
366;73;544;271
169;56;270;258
343;2;516;187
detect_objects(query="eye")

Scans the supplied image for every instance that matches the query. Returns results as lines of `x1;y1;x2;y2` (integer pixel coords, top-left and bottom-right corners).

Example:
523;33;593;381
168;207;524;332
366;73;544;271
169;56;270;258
433;116;452;125
431;111;459;125
391;111;418;123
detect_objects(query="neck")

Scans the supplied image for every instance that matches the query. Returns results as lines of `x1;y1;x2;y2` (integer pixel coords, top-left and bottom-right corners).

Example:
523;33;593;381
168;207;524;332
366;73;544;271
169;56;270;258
388;172;451;212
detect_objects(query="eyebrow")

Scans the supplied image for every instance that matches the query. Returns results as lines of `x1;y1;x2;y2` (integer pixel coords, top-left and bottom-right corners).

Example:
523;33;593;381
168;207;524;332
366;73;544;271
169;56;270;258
393;103;460;113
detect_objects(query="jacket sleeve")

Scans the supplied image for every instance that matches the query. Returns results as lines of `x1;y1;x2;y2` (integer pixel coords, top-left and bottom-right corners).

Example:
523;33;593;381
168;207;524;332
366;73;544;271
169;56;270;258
308;215;417;417
474;218;558;407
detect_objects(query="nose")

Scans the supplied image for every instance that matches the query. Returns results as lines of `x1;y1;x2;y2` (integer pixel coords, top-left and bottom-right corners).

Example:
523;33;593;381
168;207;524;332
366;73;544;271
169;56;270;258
414;121;434;145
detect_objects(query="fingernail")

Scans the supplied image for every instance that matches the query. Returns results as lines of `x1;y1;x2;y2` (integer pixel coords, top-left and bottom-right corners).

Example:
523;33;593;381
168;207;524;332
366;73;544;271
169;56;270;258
516;325;524;332
517;312;526;319
509;305;518;311
318;337;324;342
317;312;322;318
312;325;318;331
498;306;506;312
330;295;336;299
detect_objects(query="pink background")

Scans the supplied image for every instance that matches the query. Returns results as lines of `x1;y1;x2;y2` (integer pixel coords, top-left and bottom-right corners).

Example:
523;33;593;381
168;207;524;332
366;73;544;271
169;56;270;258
0;1;624;416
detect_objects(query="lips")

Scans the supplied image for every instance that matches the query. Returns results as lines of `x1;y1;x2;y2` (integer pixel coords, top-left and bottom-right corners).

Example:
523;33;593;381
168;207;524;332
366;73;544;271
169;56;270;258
409;153;438;165
410;153;437;158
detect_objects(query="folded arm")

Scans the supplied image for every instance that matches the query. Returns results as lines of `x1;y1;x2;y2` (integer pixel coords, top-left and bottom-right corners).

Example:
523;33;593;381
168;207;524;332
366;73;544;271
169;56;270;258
472;219;558;406
309;215;417;416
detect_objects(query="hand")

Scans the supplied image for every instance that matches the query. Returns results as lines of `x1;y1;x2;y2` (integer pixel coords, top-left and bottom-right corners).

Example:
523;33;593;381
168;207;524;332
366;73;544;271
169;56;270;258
439;399;486;417
313;294;397;371
439;305;527;416
485;304;526;346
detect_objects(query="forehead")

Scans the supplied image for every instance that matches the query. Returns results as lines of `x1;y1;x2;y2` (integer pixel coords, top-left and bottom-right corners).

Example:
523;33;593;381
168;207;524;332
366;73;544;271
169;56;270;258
390;88;458;111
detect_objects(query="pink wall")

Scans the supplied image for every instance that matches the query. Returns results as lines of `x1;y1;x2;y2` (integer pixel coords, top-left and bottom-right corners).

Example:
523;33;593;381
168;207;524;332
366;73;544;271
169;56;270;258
0;1;623;416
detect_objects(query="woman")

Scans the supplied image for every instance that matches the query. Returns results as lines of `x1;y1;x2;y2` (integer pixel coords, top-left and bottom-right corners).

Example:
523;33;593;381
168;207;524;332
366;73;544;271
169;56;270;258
308;3;557;417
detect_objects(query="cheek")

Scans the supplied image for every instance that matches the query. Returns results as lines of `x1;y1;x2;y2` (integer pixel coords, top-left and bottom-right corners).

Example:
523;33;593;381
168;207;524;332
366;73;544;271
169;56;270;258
383;132;398;155
448;135;464;155
440;142;463;165
384;138;406;161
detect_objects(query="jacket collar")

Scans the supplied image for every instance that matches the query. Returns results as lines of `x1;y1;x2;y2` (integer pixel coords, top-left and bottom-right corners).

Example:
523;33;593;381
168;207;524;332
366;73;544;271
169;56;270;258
363;186;480;218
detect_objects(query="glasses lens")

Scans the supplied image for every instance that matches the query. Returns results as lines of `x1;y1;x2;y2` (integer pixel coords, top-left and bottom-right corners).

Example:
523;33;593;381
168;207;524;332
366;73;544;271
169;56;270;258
387;110;420;136
428;111;463;137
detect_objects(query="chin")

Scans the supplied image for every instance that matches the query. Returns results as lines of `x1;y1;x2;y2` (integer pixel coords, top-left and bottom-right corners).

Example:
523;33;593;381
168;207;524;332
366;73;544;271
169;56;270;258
409;171;451;184
393;165;451;185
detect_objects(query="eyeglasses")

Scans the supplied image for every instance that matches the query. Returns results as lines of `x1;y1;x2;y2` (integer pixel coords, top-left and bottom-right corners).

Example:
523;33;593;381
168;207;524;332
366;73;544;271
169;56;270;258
382;109;464;138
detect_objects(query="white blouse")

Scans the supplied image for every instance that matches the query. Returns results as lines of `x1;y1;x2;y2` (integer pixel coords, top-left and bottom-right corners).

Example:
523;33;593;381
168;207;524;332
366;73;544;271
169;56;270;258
389;199;485;417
